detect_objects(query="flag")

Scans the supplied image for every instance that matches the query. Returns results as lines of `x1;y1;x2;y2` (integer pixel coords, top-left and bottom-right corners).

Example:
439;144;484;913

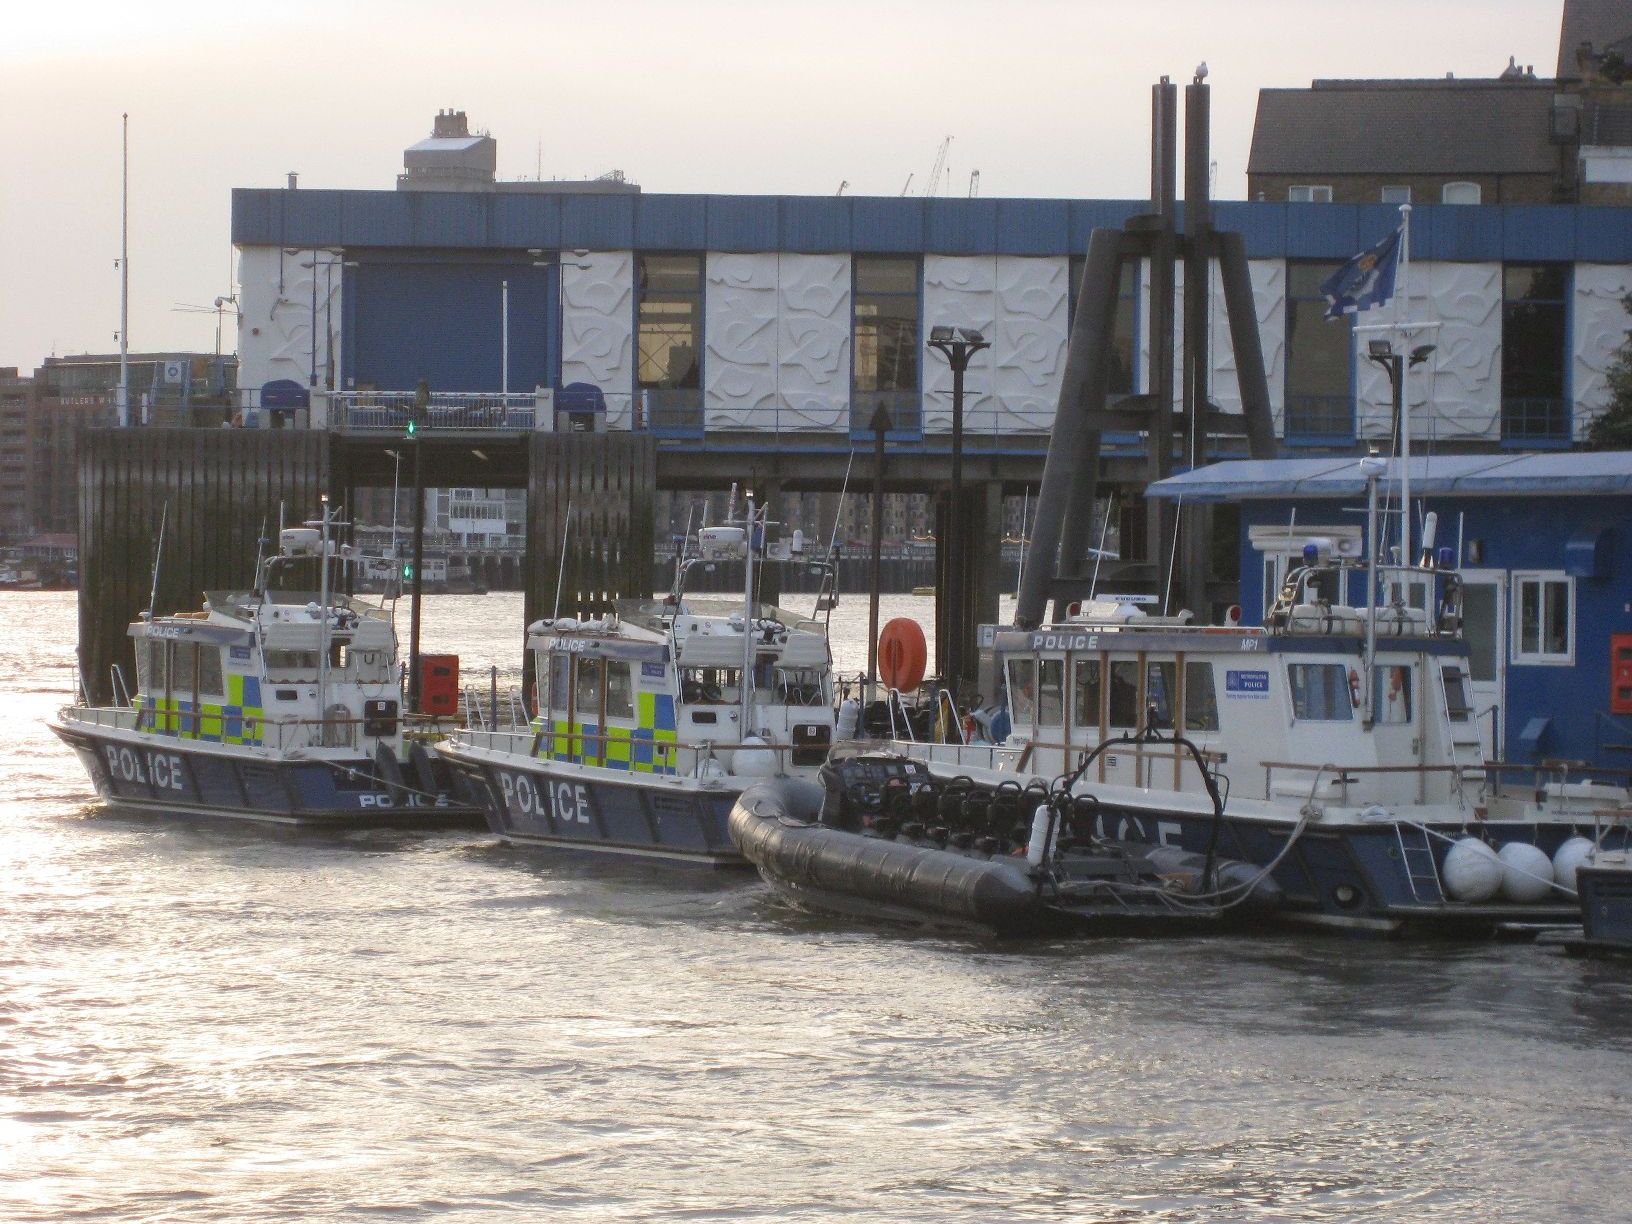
1321;227;1402;319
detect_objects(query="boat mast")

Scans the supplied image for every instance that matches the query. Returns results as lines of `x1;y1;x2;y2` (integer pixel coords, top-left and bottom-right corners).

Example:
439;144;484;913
317;498;332;736
1396;202;1413;574
740;497;757;737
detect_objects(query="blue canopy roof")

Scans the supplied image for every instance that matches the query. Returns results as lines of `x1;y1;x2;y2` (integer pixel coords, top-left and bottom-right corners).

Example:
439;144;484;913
1147;452;1632;501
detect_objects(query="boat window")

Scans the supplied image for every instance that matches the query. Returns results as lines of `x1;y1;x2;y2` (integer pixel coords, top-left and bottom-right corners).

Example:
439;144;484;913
1145;662;1176;728
681;666;740;704
1373;664;1412;724
351;648;391;683
1288;662;1353;721
1007;658;1037;725
1038;659;1064;727
575;657;603;719
196;646;223;698
265;649;320;676
1108;660;1141;727
549;654;571;715
138;639;165;692
776;667;827;706
172;643;196;693
1185;662;1219;732
1441;665;1471;722
1073;658;1101;727
604;660;634;720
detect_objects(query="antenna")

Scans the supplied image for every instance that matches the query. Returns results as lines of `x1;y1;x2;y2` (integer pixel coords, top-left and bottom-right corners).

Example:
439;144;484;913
147;501;168;618
551;500;573;621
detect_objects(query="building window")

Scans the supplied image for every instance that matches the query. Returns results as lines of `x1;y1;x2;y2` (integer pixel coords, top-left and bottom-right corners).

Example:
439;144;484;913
1379;186;1411;204
1284;262;1353;441
636;254;703;434
852;257;920;434
1441;181;1481;205
1501;264;1570;445
1068;257;1138;396
1287;185;1332;203
1512;572;1574;664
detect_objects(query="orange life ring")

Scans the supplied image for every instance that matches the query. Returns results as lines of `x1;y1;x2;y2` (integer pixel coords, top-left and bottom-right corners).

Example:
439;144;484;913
878;617;928;692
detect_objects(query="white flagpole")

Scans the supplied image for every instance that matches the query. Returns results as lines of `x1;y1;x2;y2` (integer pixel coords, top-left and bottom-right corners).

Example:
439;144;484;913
1396;202;1412;572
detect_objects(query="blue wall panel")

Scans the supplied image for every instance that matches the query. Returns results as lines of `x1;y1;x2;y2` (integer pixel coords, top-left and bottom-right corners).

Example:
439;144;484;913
560;193;637;250
1422;203;1503;262
1068;201;1142;252
1576;207;1632;262
851;198;924;252
925;198;998;253
995;199;1071;255
1505;205;1575;262
706;196;778;252
636;194;707;250
1217;201;1286;258
1286;204;1364;259
491;195;561;250
779;197;850;252
342;192;414;247
349;261;553;391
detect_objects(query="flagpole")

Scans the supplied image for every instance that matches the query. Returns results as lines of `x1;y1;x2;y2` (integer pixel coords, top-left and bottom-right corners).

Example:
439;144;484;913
1396;202;1411;573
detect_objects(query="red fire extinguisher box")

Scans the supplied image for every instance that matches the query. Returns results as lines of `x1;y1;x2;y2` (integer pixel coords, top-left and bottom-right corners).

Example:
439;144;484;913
418;654;460;717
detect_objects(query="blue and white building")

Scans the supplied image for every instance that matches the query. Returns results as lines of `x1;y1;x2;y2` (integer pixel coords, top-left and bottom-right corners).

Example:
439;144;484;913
232;181;1632;451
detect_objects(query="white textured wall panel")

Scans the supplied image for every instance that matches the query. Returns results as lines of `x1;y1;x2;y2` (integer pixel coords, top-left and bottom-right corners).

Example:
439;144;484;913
235;246;339;398
777;253;850;431
1574;263;1632;439
923;256;996;434
561;251;634;428
1209;259;1285;432
993;256;1069;432
1355;261;1502;443
704;253;779;430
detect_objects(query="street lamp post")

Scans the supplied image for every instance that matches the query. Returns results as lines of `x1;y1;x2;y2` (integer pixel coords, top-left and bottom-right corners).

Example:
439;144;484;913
927;325;990;700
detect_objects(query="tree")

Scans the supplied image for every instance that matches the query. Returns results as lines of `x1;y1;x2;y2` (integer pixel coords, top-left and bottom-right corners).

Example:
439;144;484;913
1586;292;1632;450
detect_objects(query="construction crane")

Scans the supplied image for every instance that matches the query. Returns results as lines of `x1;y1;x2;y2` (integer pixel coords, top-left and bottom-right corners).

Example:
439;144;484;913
968;169;980;198
899;173;914;196
836;180;849;196
924;136;952;197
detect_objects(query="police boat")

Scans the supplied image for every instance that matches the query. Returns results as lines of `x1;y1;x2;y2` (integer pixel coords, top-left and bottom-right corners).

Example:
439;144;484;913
439;494;838;863
51;508;484;828
880;519;1630;935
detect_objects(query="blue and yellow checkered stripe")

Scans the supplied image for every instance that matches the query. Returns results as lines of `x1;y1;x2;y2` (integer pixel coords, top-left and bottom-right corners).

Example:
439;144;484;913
141;673;263;746
534;692;677;774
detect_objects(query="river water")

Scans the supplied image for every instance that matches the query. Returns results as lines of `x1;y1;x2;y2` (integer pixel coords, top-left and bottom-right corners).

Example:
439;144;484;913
5;590;1632;1221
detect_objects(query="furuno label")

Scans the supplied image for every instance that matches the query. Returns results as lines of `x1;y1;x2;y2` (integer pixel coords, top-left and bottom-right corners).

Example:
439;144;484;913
498;771;593;825
102;744;186;791
1225;669;1270;698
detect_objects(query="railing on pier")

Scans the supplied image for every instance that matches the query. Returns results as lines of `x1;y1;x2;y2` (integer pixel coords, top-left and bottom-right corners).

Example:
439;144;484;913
332;391;542;433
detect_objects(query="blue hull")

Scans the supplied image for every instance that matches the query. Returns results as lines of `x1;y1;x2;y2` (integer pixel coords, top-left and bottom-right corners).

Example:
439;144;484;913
1084;802;1592;933
446;753;743;864
1577;864;1632;952
54;723;485;829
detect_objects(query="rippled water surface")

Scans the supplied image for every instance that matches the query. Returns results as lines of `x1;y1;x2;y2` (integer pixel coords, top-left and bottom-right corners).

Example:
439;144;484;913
5;590;1632;1221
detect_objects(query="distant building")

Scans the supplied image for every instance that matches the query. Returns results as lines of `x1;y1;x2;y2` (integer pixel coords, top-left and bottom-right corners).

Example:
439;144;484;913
0;368;35;540
1248;0;1632;206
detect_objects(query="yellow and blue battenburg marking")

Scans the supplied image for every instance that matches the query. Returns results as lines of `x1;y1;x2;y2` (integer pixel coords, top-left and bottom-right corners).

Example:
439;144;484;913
534;692;677;774
141;673;264;746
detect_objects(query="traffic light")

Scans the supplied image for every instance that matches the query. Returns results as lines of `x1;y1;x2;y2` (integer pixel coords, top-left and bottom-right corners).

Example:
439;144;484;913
402;561;414;580
405;416;417;438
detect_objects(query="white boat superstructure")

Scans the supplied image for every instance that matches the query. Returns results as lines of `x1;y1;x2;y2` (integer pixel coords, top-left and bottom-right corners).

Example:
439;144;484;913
440;497;838;860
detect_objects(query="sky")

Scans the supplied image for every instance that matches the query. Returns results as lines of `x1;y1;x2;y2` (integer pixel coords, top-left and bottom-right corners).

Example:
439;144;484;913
0;0;1566;372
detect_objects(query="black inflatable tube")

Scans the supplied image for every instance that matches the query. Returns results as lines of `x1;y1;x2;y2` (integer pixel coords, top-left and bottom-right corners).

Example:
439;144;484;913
730;779;1062;935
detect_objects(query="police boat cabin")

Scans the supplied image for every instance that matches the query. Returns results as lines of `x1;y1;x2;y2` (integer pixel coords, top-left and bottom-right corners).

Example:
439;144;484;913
438;498;837;862
50;513;483;827
901;532;1627;932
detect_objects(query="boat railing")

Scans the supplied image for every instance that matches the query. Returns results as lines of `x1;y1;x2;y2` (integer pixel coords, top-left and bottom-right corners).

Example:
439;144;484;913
97;703;417;753
1484;758;1632;792
109;665;133;709
1259;759;1470;806
456;726;822;775
1018;735;1227;789
62;704;142;732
